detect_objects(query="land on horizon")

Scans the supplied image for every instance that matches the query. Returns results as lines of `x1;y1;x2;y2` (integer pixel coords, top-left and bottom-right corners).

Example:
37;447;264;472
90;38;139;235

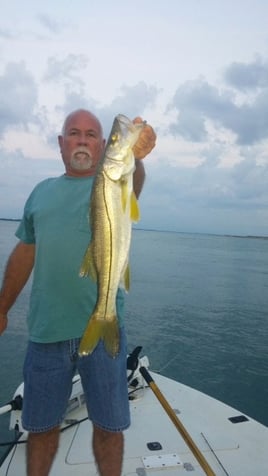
1;218;267;240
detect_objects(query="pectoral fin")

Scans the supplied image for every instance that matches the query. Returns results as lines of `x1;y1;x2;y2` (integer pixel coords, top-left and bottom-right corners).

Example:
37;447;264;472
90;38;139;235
120;179;128;212
120;181;140;222
79;243;97;281
130;191;140;222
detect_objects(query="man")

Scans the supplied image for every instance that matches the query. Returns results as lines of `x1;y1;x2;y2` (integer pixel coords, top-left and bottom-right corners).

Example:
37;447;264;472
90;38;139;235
0;109;156;476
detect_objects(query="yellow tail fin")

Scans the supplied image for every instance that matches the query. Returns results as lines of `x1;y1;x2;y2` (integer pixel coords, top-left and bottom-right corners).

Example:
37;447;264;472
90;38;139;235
78;315;120;358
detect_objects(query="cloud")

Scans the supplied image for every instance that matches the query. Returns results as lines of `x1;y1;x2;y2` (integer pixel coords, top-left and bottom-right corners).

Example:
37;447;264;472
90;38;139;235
0;71;160;219
54;81;160;138
96;82;160;136
0;62;38;137
1;8;268;236
168;62;268;146
0;28;16;39
230;157;268;205
224;56;268;90
168;79;236;141
41;54;92;143
36;13;64;34
44;54;89;86
139;148;268;235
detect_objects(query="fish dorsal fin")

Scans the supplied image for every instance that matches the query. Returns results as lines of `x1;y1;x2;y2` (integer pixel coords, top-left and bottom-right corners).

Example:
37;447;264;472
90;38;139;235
130;191;140;222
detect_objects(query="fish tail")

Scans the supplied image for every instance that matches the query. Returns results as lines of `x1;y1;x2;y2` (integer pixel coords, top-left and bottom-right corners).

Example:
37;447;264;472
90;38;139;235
78;315;120;358
78;316;103;356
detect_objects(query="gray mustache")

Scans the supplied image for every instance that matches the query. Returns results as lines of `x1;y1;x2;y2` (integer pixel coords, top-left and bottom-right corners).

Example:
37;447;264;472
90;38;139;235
73;147;91;156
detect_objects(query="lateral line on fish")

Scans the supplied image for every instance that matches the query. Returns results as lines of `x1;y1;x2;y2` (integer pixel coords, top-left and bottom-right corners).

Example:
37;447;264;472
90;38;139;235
101;171;114;319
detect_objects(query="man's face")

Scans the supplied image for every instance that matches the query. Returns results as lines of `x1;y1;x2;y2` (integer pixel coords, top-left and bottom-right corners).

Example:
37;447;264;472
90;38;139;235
58;110;105;176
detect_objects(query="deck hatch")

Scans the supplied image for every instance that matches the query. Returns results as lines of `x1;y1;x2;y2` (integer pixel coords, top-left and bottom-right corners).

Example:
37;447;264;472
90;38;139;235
142;453;183;469
147;442;162;451
228;415;249;424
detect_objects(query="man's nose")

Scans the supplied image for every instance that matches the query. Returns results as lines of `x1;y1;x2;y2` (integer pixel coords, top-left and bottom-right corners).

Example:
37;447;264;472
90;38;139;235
77;133;89;145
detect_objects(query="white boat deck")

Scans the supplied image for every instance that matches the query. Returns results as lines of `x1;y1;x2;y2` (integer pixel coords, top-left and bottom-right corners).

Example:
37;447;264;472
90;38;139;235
0;369;267;475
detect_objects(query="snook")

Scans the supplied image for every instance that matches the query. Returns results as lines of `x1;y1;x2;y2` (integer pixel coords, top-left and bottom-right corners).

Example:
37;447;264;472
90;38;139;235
78;114;145;357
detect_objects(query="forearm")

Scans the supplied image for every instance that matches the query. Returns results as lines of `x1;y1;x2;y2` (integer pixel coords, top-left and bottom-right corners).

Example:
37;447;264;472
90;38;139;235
0;241;35;315
133;159;146;198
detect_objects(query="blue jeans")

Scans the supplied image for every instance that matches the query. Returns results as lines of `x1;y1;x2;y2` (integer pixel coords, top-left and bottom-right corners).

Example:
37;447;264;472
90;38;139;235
22;328;130;432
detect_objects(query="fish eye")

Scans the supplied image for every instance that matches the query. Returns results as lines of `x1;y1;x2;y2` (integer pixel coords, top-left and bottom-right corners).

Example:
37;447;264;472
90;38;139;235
111;133;119;143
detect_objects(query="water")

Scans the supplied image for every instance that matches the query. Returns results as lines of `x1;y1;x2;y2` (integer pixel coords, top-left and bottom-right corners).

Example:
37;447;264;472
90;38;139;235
126;230;268;427
0;221;268;452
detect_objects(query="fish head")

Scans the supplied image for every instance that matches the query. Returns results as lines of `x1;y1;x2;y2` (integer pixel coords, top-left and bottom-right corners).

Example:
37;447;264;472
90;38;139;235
103;114;145;181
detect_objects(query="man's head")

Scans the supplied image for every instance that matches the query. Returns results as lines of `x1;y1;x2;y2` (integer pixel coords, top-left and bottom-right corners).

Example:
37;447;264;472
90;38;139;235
58;109;105;177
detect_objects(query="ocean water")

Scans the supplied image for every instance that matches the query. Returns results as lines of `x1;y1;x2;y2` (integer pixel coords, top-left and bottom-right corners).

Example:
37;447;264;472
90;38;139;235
0;220;268;451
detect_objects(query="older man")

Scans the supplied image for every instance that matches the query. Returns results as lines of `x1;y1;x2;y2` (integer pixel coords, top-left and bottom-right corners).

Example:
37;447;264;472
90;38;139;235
0;109;156;476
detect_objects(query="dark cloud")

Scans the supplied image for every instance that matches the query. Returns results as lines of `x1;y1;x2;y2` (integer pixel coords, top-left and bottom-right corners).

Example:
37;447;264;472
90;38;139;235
97;82;160;136
169;79;236;141
169;68;268;145
224;56;268;90
0;62;38;137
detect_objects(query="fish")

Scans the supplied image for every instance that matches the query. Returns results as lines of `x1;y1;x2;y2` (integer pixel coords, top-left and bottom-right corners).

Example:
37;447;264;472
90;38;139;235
78;114;145;357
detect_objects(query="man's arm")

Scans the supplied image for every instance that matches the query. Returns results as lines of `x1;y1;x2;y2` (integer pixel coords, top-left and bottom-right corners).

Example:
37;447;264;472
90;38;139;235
0;241;35;334
133;159;146;198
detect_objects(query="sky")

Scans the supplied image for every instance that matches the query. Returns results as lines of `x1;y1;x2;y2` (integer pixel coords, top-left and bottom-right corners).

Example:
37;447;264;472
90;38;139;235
1;0;268;236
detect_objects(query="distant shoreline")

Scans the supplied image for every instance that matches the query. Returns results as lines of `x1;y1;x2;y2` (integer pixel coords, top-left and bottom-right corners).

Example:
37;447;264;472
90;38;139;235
1;218;268;239
136;228;268;240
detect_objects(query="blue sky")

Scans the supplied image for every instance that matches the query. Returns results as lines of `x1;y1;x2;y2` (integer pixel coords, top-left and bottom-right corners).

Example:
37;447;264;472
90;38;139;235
1;0;268;235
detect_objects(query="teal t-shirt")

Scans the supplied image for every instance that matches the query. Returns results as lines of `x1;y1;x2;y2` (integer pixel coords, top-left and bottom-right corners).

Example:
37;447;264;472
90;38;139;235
16;175;124;343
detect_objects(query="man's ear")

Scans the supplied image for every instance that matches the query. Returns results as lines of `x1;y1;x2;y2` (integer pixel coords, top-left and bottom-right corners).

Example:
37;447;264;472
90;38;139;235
58;135;63;152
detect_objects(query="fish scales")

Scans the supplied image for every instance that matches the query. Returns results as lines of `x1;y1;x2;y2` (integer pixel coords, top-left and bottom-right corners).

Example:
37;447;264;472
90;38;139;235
78;114;145;357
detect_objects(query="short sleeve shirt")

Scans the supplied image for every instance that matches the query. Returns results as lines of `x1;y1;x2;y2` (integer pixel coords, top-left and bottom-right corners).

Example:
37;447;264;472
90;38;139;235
16;175;124;343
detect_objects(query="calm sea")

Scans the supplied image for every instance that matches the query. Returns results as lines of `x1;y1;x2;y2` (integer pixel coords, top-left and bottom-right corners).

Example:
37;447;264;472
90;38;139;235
0;220;268;451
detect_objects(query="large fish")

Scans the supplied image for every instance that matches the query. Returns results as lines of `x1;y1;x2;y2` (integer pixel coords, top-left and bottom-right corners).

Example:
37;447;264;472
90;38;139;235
78;114;145;357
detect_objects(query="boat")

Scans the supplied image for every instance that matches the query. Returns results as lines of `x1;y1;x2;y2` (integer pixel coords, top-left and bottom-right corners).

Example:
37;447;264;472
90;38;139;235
0;346;267;475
